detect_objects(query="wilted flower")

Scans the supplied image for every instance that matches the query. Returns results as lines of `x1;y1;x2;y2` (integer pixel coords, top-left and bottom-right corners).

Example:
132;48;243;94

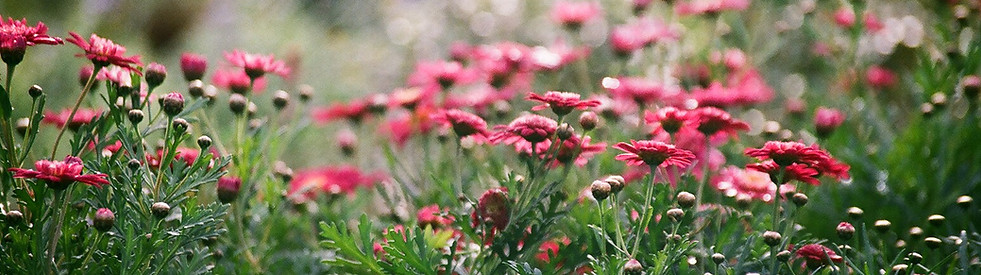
223;49;290;79
614;140;696;168
9;155;109;190
66;32;142;72
527;91;600;116
795;244;843;268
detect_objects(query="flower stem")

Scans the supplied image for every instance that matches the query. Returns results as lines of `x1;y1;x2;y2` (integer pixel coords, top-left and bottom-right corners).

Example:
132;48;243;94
631;165;659;257
51;64;102;160
610;194;627;254
596;201;608;256
769;168;787;275
45;188;72;273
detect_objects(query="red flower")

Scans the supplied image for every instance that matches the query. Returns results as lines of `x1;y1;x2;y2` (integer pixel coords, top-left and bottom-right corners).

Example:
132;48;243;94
212;67;266;94
744;141;825;167
431;109;491;139
417;204;455;229
490;114;558;144
9;156;109;190
312;100;370;124
287;166;385;203
689;107;749;137
0;16;63;65
43;108;102;131
472;187;510;234
180;52;208;81
614;140;696;168
609;18;679;56
146;147;199;169
605;76;678;105
645;107;688;134
553;135;607;167
746;160;820;185
865;65;896;89
833;8;856;28
527;91;600;116
216;176;242;203
223;49;290;79
808;144;850;180
795;244;843;268
814;107;845;138
66;32;142;72
407;60;472;89
551;1;602;29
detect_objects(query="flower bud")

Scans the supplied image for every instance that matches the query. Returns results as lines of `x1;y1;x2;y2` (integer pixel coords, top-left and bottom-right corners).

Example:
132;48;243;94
666;208;684;222
776;250;792;262
15;118;29;137
172;118;189;134
128;109;144;124
5;210;23;225
247;102;258;118
475;187;510;231
590;180;611;201
837;222;855;240
493;101;511;119
273;161;294;182
920;103;935;118
711;253;725;264
197;135;212;149
762;231;782;247
907;252;922;265
180;52;208;81
962;75;980;100
847;207;863;220
188;80;205;98
151;202;171;219
927;214;945;227
677;191;696;208
762;121;781;139
28;84;43;98
814;107;844;139
874;220;891;233
229;94;247;115
909;227;923;239
930;92;947;108
623;259;643;275
216;176;243;203
956;195;972;209
93;208;115;232
337;130;357;157
298;85;313;103
161;92;185;117
791;193;808;207
556;123;574;140
145;63;167;88
127;159;142;170
603;175;625;194
579;111;598;131
203;85;218;105
272;90;289;110
891;264;908;273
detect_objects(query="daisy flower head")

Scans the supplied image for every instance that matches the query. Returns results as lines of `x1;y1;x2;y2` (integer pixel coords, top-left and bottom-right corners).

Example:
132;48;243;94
66;32;142;72
431;109;491;139
744;141;825;167
527;91;600;116
0;15;63;65
614;140;696;168
689;107;749;137
645;107;688;134
490;114;558;144
223;49;290;80
9;155;109;190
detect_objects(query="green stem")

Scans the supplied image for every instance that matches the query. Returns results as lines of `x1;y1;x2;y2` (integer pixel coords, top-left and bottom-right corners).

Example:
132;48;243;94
769;168;787;275
596;200;608;256
631;165;659;257
153;117;174;199
45;189;71;273
610;194;627;254
79;233;102;268
51;64;102;160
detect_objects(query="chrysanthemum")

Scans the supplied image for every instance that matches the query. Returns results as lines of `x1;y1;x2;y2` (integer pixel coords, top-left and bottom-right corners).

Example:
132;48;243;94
645;107;688;134
689;107;749;137
744;141;826;167
527;91;600;116
66;32;142;72
417;204;455;229
146;147;199;169
675;0;750;16
9;156;109;190
614;140;696;168
490;114;558;144
43;108;102;131
223;49;290;79
814;107;845;138
212;68;266;94
553;135;607;167
472;187;510;232
712;166;781;202
287;165;386;203
0;15;63;65
431;109;491;139
795;244;843;269
96;66;133;87
312;100;370;124
746;160;820;185
180;52;208;81
550;1;602;29
407;60;471;89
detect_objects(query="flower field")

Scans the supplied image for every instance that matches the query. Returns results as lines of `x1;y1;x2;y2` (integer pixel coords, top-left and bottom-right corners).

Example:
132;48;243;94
1;0;980;274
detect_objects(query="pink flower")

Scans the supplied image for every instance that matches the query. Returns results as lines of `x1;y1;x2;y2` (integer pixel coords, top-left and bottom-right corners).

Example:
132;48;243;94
814;107;845;138
712;166;789;202
407;60;470;89
431;109;491;139
0;15;63;65
688;107;749;137
746;160;820;185
417;204;455;229
43;108;102;131
9;156;109;190
605;76;678;105
490;114;558;145
287;165;385;203
833;8;856;27
863;12;883;33
216;176;242;203
312;100;370;124
530;40;590;71
96;66;133;87
66;32;142;72
614;140;696;168
223;49;290;79
553;135;607;167
745;141;825;167
472;187;510;237
676;0;751;16
795;244;843;269
527;91;600;116
388;87;434;110
609;18;679;56
645;107;688;134
865;65;896;89
180;52;208;81
212;68;266;94
146;147;199;169
551;1;602;29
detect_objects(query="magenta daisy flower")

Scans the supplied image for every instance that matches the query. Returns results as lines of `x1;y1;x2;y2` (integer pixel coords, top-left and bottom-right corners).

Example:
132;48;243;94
66;32;142;72
431;109;491;139
614;140;695;168
527;91;601;116
645;107;688;134
223;49;290;79
744;141;826;167
0;16;63;65
490;114;558;144
689;107;749;137
9;156;109;190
